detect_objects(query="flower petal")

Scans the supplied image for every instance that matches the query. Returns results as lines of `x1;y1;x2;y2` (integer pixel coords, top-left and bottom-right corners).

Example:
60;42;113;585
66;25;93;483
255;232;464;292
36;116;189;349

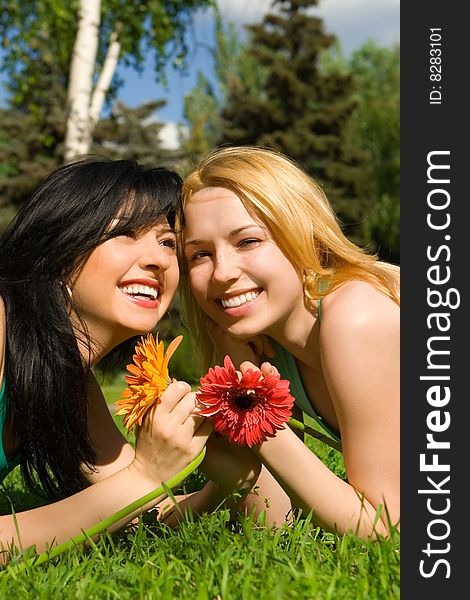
114;334;182;431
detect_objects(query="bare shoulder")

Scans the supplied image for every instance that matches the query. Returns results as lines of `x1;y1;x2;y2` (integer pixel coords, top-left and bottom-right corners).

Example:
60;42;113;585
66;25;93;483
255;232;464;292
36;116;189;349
320;280;399;343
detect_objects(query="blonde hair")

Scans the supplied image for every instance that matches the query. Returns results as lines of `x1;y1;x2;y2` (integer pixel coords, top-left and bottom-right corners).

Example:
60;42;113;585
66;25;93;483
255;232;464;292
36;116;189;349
178;145;400;371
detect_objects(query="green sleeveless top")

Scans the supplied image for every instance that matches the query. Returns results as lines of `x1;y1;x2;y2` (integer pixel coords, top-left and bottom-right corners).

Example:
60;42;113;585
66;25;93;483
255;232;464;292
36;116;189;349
0;377;21;482
268;297;342;448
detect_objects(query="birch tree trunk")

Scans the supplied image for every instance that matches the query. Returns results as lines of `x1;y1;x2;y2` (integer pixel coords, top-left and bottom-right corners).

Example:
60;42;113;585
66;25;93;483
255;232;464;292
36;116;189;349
89;28;121;129
64;3;121;163
64;0;101;162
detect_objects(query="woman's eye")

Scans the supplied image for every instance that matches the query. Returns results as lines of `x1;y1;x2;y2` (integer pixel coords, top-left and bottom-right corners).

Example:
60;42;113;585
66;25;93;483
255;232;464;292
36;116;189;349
189;250;210;261
160;237;177;250
239;238;260;248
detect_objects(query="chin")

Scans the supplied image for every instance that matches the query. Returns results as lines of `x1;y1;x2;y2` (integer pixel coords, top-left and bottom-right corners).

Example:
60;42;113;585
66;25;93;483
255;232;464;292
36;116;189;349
225;323;263;339
122;319;159;338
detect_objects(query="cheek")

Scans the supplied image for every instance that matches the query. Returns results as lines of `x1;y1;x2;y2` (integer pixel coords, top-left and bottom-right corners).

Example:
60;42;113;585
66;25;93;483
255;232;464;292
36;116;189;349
189;268;210;301
261;252;302;292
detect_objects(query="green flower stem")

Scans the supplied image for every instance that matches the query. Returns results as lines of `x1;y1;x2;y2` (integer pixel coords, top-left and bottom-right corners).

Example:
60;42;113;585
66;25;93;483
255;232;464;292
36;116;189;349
9;447;206;571
288;418;342;452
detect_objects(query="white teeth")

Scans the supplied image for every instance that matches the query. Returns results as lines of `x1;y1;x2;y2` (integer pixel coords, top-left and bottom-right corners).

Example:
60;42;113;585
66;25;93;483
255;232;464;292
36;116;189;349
221;291;260;308
120;285;159;300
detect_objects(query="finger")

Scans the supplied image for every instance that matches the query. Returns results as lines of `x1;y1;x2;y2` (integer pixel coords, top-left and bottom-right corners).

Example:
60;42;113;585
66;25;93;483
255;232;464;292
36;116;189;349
159;380;192;413
239;360;259;374
170;391;199;423
260;361;279;377
185;412;212;434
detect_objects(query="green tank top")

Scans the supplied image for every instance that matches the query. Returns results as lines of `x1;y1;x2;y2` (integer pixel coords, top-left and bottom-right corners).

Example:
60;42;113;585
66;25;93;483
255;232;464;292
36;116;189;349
268;297;342;449
0;377;20;482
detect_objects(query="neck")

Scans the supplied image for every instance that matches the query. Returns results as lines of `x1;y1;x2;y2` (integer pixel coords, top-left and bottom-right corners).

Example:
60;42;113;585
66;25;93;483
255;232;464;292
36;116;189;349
71;316;128;367
268;304;320;369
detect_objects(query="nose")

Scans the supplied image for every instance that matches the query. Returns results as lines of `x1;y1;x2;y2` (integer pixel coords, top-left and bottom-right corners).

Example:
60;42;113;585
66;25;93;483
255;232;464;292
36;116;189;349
212;249;241;284
138;233;172;273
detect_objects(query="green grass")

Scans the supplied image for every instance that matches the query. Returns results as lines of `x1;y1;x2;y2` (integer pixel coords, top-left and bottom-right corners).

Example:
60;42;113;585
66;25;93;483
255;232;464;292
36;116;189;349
0;390;400;599
1;511;400;599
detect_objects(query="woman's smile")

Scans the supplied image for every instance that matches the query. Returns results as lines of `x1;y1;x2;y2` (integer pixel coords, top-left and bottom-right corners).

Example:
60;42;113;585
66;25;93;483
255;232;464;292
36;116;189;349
118;277;162;309
216;288;263;316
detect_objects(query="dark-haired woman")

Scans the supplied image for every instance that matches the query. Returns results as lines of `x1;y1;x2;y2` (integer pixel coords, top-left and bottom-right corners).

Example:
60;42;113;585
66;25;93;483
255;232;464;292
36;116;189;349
0;157;253;559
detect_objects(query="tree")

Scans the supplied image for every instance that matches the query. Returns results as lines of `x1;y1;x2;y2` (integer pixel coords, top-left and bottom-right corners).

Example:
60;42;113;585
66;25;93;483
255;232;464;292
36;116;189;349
181;12;267;164
92;99;184;166
0;35;181;219
217;0;369;242
346;42;400;262
0;0;214;161
0;44;69;221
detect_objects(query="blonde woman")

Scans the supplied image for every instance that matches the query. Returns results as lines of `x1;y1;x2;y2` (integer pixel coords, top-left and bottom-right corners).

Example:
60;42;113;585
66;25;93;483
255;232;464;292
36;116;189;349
178;146;400;538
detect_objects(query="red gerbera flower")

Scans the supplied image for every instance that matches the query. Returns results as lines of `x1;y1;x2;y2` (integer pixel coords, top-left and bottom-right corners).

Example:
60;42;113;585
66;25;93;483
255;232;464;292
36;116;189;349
196;356;294;447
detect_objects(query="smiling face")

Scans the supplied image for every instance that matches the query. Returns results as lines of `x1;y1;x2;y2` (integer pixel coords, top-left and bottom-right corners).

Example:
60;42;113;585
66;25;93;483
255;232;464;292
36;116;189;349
183;187;306;340
71;216;179;354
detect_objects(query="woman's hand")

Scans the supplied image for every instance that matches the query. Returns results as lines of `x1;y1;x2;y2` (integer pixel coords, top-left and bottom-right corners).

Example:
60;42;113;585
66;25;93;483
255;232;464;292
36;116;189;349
132;381;213;487
200;433;262;493
206;318;275;369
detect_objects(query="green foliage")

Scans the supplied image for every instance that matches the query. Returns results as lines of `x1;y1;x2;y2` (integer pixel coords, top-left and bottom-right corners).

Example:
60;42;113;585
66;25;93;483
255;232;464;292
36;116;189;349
346;42;400;261
0;106;65;222
0;0;214;227
167;329;202;385
181;11;268;162
0;95;180;231
319;41;400;260
92;99;185;166
0;1;214;107
0;383;398;596
182;72;221;161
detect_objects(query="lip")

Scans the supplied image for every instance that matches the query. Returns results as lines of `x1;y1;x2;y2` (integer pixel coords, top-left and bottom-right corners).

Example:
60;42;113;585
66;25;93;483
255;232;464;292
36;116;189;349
118;278;162;291
118;278;162;309
217;287;262;301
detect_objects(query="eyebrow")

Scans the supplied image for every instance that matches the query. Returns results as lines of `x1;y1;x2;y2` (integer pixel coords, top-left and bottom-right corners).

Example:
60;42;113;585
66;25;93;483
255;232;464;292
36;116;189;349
184;225;265;248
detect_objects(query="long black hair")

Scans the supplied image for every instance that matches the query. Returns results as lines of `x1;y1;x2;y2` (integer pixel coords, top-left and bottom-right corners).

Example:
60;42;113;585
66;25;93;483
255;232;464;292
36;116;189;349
0;157;182;498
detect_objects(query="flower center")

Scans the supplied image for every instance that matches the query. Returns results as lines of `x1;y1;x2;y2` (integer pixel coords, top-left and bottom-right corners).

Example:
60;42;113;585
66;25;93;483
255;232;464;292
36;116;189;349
231;389;257;411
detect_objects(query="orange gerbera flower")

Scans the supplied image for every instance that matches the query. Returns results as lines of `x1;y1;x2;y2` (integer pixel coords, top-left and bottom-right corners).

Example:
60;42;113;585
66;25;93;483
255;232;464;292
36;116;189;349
115;333;183;430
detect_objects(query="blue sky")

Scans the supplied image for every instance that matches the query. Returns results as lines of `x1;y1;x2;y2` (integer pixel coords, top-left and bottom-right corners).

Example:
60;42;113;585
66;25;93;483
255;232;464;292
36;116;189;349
0;0;399;147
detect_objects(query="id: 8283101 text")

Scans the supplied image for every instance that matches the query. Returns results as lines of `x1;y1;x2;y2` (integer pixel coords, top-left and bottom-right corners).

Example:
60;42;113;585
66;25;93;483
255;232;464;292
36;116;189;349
429;28;442;105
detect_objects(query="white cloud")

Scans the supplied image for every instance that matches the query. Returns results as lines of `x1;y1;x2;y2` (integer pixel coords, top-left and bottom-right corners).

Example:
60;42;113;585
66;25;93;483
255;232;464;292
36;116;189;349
212;0;399;53
215;0;273;23
158;121;182;150
320;0;400;53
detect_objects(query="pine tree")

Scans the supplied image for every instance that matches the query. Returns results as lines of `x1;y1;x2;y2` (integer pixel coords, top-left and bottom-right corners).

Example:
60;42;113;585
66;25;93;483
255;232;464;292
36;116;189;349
92;100;182;166
181;12;268;166
220;0;368;241
0;56;68;227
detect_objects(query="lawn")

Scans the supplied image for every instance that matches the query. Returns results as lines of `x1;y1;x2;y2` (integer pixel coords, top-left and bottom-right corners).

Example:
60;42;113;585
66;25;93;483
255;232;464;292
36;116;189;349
0;384;400;599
